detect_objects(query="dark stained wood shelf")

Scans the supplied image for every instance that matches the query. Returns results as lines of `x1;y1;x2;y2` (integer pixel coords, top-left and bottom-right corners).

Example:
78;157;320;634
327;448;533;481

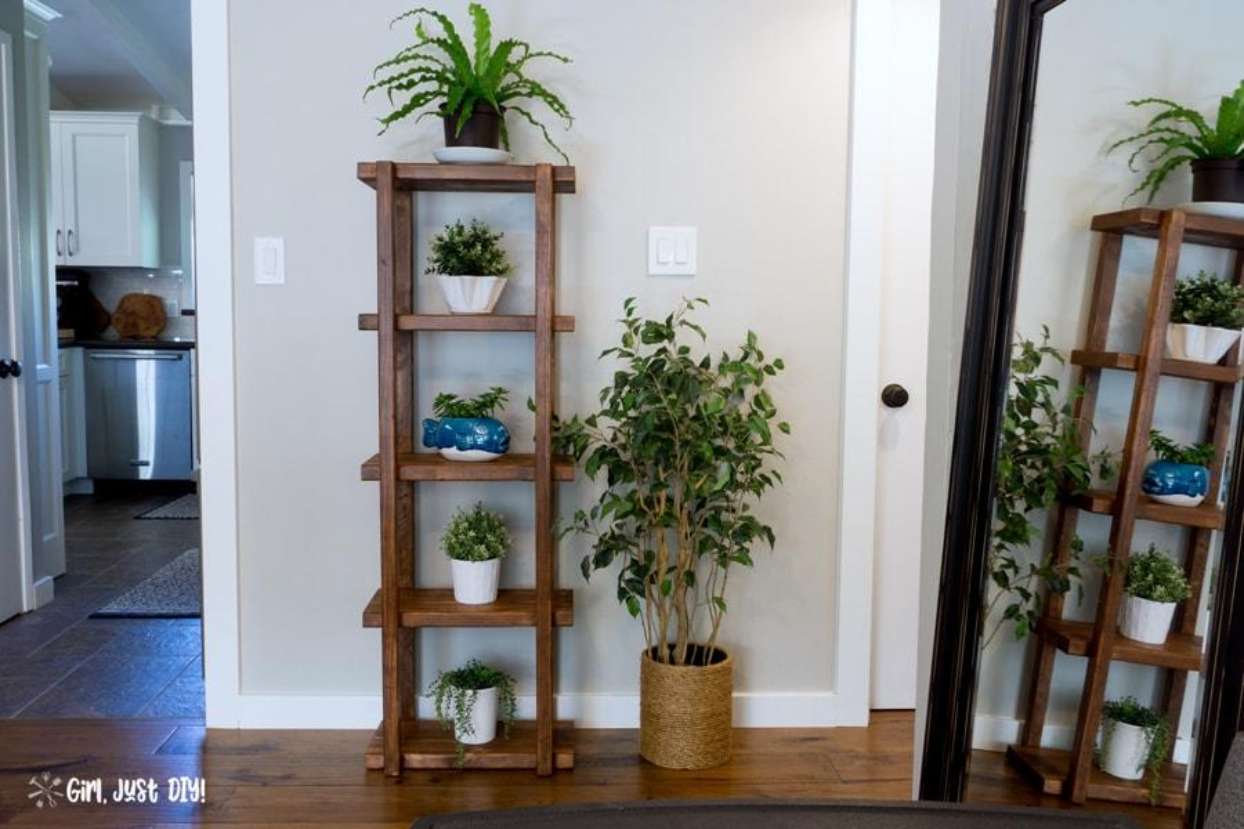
1068;488;1224;529
1005;745;1187;810
360;453;575;482
1038;618;1203;671
358;313;575;333
1092;207;1244;250
361;588;574;628
357;162;576;194
1070;349;1243;384
364;719;575;771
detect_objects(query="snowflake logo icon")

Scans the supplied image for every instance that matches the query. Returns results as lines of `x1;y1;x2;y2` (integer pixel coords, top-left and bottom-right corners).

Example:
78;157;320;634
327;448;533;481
27;771;64;809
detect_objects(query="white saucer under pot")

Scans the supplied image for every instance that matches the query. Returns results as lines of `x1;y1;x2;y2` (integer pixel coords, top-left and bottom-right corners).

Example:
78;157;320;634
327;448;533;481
434;147;513;165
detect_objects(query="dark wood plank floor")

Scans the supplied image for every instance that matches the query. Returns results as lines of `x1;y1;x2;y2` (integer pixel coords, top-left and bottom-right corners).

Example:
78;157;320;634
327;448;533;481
0;492;203;718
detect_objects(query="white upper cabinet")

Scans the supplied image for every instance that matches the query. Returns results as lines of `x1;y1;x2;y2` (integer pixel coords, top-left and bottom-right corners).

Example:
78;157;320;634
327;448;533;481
50;112;159;268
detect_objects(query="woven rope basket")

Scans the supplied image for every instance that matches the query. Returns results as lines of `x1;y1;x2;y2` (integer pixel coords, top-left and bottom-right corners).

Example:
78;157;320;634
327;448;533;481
639;646;733;769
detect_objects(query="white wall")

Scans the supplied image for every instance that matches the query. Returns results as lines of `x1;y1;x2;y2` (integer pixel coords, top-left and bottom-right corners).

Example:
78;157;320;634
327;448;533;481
226;0;851;721
918;0;1242;768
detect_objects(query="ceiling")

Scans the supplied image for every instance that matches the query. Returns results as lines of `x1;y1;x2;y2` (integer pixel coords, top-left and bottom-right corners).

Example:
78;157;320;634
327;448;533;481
43;0;191;117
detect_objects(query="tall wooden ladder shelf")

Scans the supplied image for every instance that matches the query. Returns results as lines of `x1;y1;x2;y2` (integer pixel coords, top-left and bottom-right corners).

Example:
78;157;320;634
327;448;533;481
1007;208;1244;808
357;161;577;776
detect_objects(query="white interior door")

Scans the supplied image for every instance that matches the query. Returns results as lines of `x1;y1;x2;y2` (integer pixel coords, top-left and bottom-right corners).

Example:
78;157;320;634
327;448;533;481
865;0;938;711
0;28;33;624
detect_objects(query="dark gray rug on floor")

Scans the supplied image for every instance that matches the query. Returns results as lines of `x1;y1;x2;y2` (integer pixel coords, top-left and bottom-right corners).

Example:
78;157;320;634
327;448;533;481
136;494;200;520
412;801;1139;828
91;549;202;618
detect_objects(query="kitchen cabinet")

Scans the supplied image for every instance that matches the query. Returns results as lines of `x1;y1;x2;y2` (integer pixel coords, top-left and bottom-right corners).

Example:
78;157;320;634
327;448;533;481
50;112;159;268
58;347;87;483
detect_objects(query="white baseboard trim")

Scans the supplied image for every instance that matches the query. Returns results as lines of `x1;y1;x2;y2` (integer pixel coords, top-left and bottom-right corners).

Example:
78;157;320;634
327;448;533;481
227;691;844;730
973;714;1191;765
32;575;55;609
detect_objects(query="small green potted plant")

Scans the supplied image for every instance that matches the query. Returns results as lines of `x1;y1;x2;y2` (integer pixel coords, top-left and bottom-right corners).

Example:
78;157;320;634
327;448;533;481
1166;271;1244;364
429;659;517;764
1098;696;1170;804
1109;80;1244;211
1142;429;1214;507
423;386;510;462
426;219;513;314
443;503;509;605
1118;545;1191;645
555;297;788;770
365;3;573;164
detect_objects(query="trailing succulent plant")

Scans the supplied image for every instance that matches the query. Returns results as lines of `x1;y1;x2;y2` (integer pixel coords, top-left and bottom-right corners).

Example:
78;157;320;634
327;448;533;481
552;298;788;667
1124;545;1191;604
442;503;510;562
1171;272;1244;330
987;328;1115;645
427;220;512;277
365;3;573;162
1149;429;1215;467
1108;80;1244;203
432;387;509;419
1099;696;1171;805
428;659;517;765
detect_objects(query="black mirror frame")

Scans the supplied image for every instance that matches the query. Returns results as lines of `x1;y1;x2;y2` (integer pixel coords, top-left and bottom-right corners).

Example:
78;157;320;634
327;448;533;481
917;1;1244;826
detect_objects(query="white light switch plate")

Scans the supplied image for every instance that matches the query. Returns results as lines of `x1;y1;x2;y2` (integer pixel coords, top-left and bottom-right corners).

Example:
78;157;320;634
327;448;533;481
254;237;285;285
648;226;697;275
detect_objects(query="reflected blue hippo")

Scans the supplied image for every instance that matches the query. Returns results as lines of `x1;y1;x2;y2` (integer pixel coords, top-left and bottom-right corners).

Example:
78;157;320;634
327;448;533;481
422;416;510;461
1142;460;1209;507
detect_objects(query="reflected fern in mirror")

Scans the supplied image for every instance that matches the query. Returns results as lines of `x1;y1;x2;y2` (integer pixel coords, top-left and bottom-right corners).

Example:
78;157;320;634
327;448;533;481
1108;80;1244;203
987;328;1115;644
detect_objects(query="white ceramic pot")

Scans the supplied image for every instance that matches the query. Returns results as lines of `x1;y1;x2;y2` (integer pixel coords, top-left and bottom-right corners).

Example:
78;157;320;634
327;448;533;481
437;275;507;314
1099;719;1150;780
451;558;501;605
1118;594;1178;645
454;686;498;745
1166;322;1241;364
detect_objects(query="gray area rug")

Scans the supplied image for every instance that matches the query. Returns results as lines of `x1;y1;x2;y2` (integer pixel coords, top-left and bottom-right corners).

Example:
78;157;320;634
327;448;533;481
136;494;200;520
92;549;202;618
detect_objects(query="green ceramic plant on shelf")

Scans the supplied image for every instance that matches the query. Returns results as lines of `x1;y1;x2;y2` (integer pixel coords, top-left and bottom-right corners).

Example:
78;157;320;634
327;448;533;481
1119;545;1191;646
1166;272;1244;364
428;659;517;766
364;3;573;162
1097;696;1171;805
426;220;513;315
553;296;788;769
443;503;510;605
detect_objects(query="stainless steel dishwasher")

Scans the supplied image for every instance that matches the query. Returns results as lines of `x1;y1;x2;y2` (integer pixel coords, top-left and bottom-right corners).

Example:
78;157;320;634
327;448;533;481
84;348;194;480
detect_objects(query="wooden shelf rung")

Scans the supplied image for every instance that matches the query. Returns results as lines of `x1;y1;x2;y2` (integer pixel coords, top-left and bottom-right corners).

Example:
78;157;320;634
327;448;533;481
1006;745;1186;809
1070;349;1242;384
364;720;575;770
1092;207;1244;249
358;313;575;333
1038;618;1203;671
361;588;574;628
357;162;576;194
1068;489;1224;529
360;453;576;482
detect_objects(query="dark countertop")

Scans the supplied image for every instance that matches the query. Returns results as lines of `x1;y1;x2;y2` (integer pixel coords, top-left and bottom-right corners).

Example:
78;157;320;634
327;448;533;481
61;339;196;351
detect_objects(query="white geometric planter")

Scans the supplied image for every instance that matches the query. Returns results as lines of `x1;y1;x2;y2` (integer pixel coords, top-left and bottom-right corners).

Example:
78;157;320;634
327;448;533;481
454;686;498;745
1166;322;1241;364
1099;719;1150;781
1118;594;1177;645
451;558;501;605
437;275;507;314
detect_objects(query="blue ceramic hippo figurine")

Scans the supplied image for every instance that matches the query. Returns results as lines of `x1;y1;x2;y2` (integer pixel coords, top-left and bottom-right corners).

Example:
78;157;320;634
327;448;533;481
1142;460;1209;507
422;416;510;461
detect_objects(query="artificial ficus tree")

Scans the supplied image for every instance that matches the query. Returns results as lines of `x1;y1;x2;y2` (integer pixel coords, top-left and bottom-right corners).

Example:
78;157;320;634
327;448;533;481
555;298;789;666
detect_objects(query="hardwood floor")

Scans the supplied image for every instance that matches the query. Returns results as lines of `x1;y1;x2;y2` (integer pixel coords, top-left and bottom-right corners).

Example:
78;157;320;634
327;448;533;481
0;713;912;826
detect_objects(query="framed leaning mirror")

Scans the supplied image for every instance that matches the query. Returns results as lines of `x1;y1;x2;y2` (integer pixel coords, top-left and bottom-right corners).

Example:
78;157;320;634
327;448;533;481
919;1;1244;827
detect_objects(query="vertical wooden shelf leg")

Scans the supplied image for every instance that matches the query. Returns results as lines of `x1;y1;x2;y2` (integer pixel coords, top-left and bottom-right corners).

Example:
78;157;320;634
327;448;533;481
375;162;415;776
1065;212;1185;802
533;164;557;776
1021;233;1122;749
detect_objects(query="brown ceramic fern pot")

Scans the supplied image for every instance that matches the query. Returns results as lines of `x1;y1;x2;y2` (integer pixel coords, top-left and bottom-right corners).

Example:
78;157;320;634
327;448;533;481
1191;158;1244;203
443;101;503;149
639;645;733;769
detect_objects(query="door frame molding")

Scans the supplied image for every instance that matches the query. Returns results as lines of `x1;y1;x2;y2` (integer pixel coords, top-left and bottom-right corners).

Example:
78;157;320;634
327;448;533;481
193;0;242;727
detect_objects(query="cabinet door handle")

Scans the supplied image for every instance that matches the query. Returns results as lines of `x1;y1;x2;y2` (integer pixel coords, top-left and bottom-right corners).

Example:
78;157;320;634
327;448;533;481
88;352;183;361
55;229;63;256
67;229;76;256
128;459;152;468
